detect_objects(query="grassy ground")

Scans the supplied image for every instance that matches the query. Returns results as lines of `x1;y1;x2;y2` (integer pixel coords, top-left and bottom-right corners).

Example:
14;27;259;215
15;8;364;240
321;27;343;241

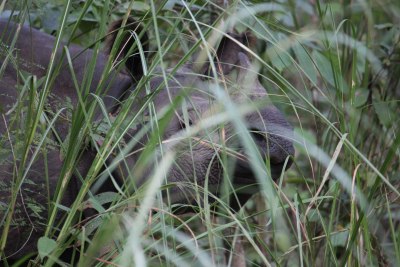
1;0;399;266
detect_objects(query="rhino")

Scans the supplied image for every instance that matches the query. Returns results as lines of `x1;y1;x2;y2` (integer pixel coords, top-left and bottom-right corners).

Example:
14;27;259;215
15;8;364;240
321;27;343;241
0;17;294;261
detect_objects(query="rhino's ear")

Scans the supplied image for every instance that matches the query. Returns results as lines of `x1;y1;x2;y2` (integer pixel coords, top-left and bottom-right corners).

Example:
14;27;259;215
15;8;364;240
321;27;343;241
204;32;256;76
106;17;149;82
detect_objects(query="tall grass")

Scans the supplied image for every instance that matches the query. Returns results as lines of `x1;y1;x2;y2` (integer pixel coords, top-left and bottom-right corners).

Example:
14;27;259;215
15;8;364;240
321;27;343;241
0;0;399;266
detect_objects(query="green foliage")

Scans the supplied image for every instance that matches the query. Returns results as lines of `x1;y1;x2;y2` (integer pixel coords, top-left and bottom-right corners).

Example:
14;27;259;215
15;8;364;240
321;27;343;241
37;237;57;261
0;0;399;266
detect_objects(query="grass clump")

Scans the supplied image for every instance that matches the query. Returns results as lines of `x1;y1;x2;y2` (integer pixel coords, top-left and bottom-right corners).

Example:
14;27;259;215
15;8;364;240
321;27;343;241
0;0;399;266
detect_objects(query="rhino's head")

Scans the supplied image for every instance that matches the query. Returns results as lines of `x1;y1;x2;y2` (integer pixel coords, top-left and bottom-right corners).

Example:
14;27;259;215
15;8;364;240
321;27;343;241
104;21;295;209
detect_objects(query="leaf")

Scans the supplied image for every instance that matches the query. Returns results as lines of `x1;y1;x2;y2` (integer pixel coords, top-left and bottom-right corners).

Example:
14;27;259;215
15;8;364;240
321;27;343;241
266;47;292;72
122;2;150;12
275;232;291;251
81;192;119;213
37;237;57;260
330;230;349;247
40;3;62;33
306;208;320;222
373;101;394;127
265;33;292;72
312;50;335;87
374;23;393;30
353;88;369;107
293;43;317;84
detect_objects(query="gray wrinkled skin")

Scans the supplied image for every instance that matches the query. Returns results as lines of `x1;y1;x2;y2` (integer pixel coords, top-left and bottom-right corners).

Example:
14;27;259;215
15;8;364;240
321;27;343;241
0;18;294;259
123;62;295;204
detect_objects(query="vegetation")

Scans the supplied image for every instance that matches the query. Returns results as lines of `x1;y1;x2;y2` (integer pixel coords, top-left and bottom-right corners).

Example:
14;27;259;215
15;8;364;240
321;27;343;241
1;0;399;266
